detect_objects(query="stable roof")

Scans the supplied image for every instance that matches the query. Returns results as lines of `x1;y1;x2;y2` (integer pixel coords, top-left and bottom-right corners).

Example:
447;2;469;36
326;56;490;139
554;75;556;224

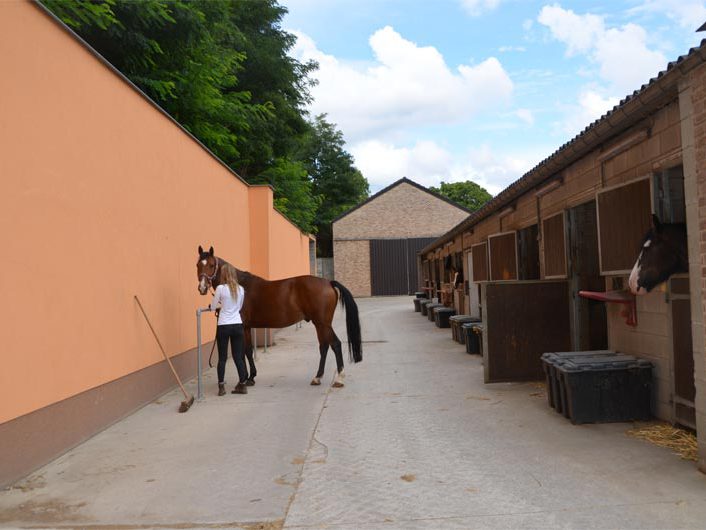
333;177;471;224
421;39;706;257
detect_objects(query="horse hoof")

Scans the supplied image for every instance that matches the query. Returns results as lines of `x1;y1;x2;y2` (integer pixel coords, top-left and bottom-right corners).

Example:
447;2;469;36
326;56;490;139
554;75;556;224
310;378;321;386
332;381;345;388
245;379;255;386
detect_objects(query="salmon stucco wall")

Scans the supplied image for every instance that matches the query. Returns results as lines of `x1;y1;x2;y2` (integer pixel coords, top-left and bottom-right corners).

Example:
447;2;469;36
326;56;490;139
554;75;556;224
0;1;310;426
269;210;313;281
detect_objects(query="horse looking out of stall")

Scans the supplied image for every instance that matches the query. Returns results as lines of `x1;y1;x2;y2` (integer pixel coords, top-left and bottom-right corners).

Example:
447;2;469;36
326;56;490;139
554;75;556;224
196;246;362;388
628;215;688;295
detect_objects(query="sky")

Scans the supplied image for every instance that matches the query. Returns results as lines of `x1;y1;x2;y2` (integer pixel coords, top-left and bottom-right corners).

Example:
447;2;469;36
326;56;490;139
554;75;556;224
281;0;706;195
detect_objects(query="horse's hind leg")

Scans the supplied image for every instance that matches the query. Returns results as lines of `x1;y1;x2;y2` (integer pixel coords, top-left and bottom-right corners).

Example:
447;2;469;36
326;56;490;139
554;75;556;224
330;331;345;388
311;343;329;386
243;326;256;386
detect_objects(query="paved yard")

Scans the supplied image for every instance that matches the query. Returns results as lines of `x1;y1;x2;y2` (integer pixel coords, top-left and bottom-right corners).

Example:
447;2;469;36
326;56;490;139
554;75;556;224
2;296;706;529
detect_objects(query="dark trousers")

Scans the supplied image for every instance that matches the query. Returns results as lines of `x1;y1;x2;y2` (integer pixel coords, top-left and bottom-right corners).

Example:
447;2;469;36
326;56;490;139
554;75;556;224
216;324;247;384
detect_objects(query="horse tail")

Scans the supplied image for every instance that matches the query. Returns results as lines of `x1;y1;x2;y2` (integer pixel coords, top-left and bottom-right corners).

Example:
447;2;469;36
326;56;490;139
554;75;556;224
330;280;362;363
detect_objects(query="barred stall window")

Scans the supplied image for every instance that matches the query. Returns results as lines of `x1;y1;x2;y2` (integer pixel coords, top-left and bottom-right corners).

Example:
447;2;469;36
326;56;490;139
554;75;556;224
471;242;489;282
542;212;567;278
597;177;652;274
488;232;518;281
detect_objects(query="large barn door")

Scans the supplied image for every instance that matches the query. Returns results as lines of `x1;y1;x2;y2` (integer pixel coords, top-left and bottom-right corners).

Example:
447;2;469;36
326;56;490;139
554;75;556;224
482;280;571;383
370;238;436;295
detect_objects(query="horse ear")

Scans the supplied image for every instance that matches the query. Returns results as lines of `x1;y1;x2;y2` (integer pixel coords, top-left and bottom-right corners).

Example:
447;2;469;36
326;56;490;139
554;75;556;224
198;245;203;255
652;214;662;233
209;246;214;256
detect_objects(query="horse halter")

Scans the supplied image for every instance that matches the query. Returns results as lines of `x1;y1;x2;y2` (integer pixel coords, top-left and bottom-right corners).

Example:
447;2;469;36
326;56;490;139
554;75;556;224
199;256;220;288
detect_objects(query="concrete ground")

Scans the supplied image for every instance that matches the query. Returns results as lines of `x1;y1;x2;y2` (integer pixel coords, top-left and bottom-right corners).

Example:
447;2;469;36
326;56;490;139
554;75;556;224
2;296;706;529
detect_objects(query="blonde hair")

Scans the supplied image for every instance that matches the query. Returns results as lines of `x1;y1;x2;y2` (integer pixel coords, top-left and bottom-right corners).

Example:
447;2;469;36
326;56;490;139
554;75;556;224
221;264;240;303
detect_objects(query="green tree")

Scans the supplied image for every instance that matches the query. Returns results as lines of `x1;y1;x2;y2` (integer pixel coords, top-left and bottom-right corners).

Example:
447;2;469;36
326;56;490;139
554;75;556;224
251;159;320;233
224;0;317;180
430;181;492;212
300;115;369;256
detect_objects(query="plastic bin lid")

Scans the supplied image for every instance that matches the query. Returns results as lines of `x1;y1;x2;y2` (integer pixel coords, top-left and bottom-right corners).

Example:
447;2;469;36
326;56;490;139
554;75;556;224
461;322;482;329
541;350;614;363
449;315;481;322
435;307;455;313
558;355;652;372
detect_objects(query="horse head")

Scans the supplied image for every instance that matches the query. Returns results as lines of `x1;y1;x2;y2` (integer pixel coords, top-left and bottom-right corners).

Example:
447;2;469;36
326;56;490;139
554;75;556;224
196;245;219;295
628;215;688;295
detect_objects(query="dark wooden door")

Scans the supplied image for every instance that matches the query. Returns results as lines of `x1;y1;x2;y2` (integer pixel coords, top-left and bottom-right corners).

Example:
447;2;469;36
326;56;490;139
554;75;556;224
568;201;608;351
370;238;436;295
483;280;571;383
671;276;696;429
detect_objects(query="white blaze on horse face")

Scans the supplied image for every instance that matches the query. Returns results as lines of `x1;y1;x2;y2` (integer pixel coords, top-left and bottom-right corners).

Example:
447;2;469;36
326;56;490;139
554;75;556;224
628;251;647;295
198;276;207;294
201;260;208;266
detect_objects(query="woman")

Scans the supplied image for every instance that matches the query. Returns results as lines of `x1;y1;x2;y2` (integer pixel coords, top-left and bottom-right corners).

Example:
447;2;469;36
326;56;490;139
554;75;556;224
210;264;248;395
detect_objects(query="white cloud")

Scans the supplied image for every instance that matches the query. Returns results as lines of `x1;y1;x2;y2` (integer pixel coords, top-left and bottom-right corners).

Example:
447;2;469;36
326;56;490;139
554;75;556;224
350;140;453;189
499;45;527;52
537;5;667;93
631;0;706;30
290;26;513;142
460;0;501;16
515;108;535;125
558;89;620;137
350;139;537;195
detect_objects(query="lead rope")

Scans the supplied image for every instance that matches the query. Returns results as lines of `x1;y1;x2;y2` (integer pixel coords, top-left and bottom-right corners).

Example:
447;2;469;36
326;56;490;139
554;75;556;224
208;285;218;368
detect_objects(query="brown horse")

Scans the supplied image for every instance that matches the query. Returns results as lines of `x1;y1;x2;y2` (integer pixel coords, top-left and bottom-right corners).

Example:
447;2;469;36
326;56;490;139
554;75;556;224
196;246;362;387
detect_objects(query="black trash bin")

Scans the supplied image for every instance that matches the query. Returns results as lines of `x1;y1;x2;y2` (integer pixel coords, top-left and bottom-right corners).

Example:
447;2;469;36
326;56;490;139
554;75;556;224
556;355;652;424
434;307;456;328
426;303;444;322
462;322;482;354
420;299;433;316
541;350;614;413
415;291;426;299
450;316;480;343
413;298;423;312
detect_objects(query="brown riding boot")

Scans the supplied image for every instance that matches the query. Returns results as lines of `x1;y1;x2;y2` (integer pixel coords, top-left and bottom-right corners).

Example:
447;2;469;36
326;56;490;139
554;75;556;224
218;383;226;396
232;382;248;394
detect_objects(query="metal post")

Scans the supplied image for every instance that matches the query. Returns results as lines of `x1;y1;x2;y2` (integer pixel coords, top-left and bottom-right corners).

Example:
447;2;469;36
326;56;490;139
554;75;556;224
264;328;268;353
196;307;212;400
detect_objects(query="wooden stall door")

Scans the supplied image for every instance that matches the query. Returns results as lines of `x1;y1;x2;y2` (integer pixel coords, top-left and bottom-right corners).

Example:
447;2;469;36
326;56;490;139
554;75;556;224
467;251;481;318
671;276;696;430
567;201;608;351
482;281;571;383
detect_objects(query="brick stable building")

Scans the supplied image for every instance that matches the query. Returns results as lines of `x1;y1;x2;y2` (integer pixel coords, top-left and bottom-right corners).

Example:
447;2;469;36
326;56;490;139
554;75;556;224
333;178;470;296
420;38;706;471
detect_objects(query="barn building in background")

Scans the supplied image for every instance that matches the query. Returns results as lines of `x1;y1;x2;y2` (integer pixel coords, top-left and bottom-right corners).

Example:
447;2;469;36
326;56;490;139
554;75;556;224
332;178;470;297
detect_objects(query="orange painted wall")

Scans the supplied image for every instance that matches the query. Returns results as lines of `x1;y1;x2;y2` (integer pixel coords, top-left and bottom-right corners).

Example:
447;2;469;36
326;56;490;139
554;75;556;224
269;210;314;280
0;2;311;424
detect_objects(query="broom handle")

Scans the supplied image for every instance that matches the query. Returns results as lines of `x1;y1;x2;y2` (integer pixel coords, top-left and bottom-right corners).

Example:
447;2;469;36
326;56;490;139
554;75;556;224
134;295;190;400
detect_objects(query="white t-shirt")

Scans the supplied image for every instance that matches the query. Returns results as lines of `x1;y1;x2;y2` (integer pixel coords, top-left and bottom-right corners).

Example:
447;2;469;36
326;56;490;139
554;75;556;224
210;284;245;325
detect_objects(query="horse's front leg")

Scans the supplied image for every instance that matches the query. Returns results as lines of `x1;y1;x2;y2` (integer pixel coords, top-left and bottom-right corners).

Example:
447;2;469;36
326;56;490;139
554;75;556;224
243;326;256;386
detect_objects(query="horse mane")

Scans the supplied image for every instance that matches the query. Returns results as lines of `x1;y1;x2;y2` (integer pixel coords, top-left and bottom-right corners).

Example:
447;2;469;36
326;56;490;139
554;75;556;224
234;268;264;286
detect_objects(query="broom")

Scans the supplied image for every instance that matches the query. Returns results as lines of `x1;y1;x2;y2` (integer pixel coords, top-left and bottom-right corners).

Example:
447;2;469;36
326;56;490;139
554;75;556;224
134;295;194;413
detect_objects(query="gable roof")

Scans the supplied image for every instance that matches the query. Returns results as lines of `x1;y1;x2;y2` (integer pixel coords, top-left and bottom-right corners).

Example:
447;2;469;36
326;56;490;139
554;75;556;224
420;39;706;257
333;177;473;224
